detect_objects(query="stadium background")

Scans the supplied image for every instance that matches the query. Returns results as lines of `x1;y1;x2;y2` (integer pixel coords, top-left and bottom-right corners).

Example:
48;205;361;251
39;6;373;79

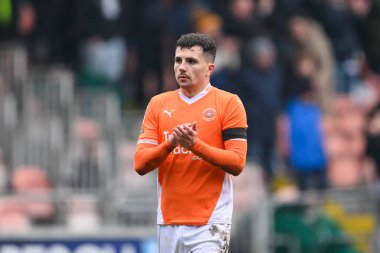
1;0;380;252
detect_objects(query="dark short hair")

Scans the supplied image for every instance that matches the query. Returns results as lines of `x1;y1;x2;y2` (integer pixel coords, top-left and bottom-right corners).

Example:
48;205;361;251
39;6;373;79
176;33;217;62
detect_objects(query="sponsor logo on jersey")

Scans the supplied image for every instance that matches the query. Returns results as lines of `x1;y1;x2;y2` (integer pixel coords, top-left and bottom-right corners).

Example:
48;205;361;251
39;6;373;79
173;146;191;154
163;131;202;160
192;155;202;160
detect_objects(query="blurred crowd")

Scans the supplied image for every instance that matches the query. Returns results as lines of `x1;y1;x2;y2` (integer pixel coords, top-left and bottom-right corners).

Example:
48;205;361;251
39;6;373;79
1;0;380;227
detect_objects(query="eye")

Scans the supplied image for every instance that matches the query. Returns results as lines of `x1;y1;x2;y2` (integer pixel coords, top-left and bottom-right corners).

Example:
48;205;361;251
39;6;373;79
188;59;196;64
175;58;182;64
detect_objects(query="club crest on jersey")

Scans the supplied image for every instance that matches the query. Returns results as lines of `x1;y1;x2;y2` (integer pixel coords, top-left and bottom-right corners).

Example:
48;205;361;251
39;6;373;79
202;108;216;121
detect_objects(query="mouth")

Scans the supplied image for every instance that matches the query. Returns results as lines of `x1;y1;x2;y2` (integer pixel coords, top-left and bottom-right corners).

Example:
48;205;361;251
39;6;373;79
178;75;189;81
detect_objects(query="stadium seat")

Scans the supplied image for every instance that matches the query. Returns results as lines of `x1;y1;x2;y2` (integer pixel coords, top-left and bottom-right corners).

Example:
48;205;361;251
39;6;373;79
11;166;55;224
0;196;30;232
66;194;100;232
12;165;51;192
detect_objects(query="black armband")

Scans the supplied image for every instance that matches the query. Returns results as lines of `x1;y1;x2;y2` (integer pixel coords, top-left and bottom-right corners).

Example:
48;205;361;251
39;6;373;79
222;128;247;141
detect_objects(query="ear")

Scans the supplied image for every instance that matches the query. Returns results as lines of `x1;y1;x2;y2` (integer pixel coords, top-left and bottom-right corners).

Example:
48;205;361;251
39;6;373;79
207;63;215;77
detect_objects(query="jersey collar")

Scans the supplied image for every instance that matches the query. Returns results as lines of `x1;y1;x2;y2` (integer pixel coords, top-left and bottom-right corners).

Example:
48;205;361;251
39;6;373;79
179;83;211;104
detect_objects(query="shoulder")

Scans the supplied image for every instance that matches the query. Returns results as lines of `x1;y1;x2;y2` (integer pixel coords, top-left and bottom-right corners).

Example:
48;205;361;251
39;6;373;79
211;87;247;128
211;86;242;104
211;86;238;98
149;90;178;104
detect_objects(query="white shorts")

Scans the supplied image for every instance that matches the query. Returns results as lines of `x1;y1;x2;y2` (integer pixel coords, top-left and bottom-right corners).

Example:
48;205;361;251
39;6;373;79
157;224;231;253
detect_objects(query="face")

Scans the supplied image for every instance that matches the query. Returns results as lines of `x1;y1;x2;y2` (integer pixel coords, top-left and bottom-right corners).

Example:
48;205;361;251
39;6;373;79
231;0;255;21
174;46;214;93
289;16;307;42
254;52;275;70
296;56;317;77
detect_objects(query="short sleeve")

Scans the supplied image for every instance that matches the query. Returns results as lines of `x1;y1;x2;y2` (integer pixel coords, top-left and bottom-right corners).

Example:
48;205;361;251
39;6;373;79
222;95;248;131
137;98;159;145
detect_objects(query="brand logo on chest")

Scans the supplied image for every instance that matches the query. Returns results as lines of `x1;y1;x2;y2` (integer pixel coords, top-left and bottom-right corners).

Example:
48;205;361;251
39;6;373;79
163;109;175;118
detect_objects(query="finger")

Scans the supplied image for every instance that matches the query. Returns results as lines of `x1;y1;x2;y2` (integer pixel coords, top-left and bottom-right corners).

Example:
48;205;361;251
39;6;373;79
179;125;190;135
174;127;190;139
172;132;182;142
191;121;197;131
173;128;183;137
183;124;193;133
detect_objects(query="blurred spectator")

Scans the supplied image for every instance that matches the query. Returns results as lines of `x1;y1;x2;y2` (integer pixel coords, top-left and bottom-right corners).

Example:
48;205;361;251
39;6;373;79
135;0;196;106
283;51;319;105
0;0;35;41
278;79;328;191
72;0;128;104
219;0;264;42
69;140;102;191
283;12;336;112
324;95;367;187
133;0;165;106
66;118;109;193
23;0;73;64
326;95;366;187
347;0;372;18
193;11;242;93
312;0;363;94
269;0;311;39
256;0;275;18
0;0;74;65
16;1;35;36
238;36;284;181
73;118;102;141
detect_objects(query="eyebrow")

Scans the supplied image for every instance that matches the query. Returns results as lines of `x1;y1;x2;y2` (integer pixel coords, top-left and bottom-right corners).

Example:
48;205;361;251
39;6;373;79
174;56;199;62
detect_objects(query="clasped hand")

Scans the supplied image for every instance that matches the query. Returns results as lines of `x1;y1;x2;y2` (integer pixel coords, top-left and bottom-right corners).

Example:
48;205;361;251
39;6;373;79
170;121;197;149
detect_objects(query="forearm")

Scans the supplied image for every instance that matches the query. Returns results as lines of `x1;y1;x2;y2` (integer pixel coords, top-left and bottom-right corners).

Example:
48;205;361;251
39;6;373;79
134;140;174;175
190;138;247;176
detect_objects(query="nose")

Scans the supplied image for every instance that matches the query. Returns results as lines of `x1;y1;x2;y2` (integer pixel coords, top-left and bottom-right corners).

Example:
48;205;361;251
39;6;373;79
178;62;187;72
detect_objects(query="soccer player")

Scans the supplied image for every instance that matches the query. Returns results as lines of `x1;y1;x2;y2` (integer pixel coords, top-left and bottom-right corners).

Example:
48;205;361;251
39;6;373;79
134;33;248;253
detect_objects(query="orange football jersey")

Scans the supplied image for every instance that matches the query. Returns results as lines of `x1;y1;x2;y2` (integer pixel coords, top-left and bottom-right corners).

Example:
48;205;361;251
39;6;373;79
135;85;247;225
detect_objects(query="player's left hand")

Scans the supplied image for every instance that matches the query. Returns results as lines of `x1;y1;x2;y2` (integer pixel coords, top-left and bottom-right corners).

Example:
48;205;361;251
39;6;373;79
173;121;197;149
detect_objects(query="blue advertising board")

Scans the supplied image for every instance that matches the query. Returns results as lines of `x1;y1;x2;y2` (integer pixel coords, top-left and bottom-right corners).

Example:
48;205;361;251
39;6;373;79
0;238;157;253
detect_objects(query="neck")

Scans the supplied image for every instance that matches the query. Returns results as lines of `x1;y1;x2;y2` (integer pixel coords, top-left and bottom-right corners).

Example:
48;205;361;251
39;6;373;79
180;83;210;98
300;92;314;102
